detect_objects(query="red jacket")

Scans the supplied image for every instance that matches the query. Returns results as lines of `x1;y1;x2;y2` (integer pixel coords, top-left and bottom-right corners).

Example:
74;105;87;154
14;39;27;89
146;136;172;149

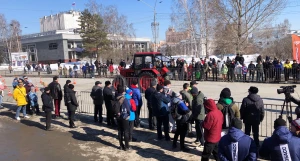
130;99;136;111
109;65;114;73
203;99;223;143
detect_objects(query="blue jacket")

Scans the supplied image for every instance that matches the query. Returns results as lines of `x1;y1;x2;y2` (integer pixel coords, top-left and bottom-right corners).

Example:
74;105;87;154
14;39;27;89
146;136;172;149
28;91;38;107
259;126;300;161
151;91;171;116
130;85;143;107
125;93;135;121
82;66;87;72
218;127;257;161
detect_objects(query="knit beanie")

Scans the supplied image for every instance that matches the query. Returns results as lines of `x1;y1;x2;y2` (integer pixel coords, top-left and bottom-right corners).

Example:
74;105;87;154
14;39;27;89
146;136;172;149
231;118;243;129
126;88;133;95
292;119;300;131
220;88;231;98
274;118;286;129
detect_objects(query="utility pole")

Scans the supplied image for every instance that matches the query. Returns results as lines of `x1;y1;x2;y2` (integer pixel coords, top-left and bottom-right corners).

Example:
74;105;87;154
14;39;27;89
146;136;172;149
138;0;161;52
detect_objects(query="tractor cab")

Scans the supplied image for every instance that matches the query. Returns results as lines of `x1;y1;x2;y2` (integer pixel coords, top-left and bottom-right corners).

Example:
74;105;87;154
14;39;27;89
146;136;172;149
115;52;171;92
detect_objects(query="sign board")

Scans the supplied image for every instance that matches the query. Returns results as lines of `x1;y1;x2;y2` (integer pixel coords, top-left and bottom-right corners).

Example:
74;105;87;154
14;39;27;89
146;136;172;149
292;34;300;63
11;52;29;67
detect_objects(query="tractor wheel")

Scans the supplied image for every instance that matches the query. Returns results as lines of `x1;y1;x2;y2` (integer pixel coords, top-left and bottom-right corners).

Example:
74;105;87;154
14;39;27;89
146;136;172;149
138;72;157;92
112;75;127;91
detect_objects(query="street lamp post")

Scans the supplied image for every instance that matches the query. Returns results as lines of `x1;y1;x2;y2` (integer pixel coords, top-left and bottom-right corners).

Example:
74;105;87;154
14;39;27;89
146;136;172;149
138;0;162;52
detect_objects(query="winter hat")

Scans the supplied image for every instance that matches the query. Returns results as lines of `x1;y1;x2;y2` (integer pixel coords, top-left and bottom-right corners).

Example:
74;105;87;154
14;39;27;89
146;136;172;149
126;88;133;95
204;99;217;110
44;87;50;91
274;118;286;128
292;119;300;131
220;88;231;98
156;85;164;91
117;86;125;94
150;81;157;87
248;86;259;94
190;80;198;86
95;81;102;85
231;118;243;129
190;87;199;95
68;84;75;89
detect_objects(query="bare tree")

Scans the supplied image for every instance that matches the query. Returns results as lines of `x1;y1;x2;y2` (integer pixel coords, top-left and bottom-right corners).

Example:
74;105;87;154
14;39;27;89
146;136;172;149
86;0;136;63
211;0;287;54
0;14;22;63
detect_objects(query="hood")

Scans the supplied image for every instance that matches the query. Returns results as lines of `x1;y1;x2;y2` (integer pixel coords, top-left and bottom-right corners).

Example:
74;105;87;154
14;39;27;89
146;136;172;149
247;94;261;102
172;97;181;104
204;99;217;111
222;98;233;105
272;126;292;144
228;127;245;142
125;93;131;100
130;85;138;89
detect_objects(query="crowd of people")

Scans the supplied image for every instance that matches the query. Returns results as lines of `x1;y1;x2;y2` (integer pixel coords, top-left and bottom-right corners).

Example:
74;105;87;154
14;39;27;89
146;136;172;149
9;74;300;160
166;54;300;84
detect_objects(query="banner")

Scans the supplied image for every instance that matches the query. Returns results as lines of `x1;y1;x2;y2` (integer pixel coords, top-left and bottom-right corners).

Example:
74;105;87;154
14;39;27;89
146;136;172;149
292;34;300;63
11;52;29;67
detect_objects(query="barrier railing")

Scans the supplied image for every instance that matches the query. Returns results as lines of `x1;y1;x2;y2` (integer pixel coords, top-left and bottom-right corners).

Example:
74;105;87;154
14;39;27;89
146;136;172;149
3;85;296;137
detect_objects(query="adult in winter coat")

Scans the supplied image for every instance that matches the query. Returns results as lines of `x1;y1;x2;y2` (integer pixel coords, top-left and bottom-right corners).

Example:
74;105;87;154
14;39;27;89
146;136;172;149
103;81;116;126
13;79;30;120
151;85;171;141
218;118;257;161
67;84;78;128
130;80;143;127
240;86;264;147
163;80;176;133
256;61;264;82
115;87;131;151
216;88;240;136
248;61;256;81
283;59;292;83
125;88;137;142
259;118;300;161
63;80;72;106
191;87;205;147
171;93;191;152
202;99;223;161
48;76;63;118
180;83;193;136
90;81;104;123
221;64;228;81
41;87;53;130
145;81;157;130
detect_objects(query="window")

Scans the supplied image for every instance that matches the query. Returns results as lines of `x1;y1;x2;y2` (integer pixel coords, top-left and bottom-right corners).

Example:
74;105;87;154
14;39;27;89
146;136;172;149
134;56;143;69
68;43;72;49
141;44;145;48
49;43;58;50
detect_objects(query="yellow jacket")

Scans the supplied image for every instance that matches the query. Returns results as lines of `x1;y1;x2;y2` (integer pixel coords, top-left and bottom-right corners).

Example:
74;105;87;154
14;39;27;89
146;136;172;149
284;63;292;69
13;86;28;106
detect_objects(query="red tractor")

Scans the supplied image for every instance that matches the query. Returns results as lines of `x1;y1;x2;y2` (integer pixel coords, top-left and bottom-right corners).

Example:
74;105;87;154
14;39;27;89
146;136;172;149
112;52;171;92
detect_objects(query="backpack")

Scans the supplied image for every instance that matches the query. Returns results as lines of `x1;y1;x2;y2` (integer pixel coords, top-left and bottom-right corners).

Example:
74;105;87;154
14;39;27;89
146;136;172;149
120;100;130;120
171;100;190;122
111;96;124;117
220;103;235;129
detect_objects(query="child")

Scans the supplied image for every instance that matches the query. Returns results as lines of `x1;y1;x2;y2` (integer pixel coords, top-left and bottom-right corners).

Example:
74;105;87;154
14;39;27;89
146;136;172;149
242;63;248;82
221;64;228;81
28;87;40;115
125;88;137;142
41;87;53;131
0;89;4;108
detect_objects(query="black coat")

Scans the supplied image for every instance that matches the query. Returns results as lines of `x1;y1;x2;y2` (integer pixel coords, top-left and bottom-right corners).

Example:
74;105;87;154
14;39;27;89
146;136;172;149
90;86;103;105
145;87;156;106
240;94;264;124
48;81;63;100
63;84;72;106
68;90;78;111
103;86;113;103
151;91;171;117
41;92;54;112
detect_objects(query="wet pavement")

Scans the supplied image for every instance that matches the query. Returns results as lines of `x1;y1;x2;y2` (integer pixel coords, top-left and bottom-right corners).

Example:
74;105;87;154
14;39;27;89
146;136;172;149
0;117;101;161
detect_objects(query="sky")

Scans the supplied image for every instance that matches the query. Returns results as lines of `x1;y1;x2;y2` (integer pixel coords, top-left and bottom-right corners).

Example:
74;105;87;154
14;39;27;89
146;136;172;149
1;0;300;42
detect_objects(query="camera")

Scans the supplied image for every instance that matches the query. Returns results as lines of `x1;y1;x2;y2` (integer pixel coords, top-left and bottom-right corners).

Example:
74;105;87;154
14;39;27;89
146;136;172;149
277;85;296;94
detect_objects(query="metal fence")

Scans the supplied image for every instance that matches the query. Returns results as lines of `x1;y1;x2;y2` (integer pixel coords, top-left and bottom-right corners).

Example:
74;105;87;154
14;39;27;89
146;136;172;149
76;91;296;137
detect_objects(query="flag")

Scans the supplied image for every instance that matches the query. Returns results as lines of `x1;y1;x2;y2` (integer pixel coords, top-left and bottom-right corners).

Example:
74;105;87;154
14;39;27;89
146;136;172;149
72;2;76;6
